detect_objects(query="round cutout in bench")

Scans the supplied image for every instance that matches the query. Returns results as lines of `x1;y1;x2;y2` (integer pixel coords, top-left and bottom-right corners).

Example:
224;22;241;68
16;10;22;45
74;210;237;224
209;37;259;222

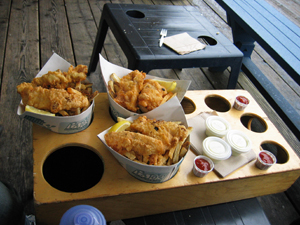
43;144;104;193
205;95;231;112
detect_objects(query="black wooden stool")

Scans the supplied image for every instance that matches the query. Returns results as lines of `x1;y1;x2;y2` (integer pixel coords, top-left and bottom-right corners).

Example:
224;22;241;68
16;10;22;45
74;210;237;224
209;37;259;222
89;4;243;88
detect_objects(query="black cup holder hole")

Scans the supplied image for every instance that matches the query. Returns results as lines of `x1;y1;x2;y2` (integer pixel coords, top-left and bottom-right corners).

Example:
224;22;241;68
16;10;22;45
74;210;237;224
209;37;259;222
198;36;217;46
43;144;104;193
126;10;145;18
240;113;267;133
181;97;196;114
204;95;231;112
260;141;289;164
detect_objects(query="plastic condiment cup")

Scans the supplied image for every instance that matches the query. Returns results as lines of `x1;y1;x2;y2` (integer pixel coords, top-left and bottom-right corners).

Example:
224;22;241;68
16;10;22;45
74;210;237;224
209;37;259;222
255;150;277;170
202;137;232;162
205;116;231;138
225;130;252;156
193;155;214;177
233;95;249;111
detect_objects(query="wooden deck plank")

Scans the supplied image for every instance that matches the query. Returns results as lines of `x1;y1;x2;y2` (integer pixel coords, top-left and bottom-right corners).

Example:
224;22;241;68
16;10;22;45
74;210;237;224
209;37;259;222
0;0;40;215
65;0;97;66
64;0;104;91
39;0;75;66
0;0;11;87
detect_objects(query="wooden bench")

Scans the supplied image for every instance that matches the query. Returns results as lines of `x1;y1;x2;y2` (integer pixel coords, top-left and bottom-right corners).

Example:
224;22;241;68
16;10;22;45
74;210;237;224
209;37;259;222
215;0;300;138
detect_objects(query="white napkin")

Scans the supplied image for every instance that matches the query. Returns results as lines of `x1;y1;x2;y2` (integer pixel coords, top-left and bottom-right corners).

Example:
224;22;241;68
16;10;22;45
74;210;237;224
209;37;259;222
188;112;257;178
163;32;206;55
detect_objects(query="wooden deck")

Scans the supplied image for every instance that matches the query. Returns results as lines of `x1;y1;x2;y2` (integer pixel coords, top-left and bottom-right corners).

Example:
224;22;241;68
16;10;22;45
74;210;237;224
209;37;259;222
0;0;299;224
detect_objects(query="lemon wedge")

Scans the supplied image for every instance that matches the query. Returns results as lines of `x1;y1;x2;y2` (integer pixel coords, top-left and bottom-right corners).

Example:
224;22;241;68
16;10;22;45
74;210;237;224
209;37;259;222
156;80;177;92
108;120;131;133
25;105;55;116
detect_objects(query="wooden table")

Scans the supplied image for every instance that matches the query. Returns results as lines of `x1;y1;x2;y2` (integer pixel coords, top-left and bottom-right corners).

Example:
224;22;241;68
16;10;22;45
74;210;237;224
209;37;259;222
32;90;300;224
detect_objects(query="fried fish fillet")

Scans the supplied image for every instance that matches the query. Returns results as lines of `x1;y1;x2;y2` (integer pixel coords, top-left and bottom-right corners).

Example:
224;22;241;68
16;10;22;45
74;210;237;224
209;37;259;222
31;65;87;89
17;83;89;113
138;79;168;112
112;70;146;112
105;131;166;165
130;116;192;159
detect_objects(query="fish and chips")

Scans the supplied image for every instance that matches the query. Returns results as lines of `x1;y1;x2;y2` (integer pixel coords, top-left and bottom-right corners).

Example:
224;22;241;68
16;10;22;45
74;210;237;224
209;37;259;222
108;70;177;113
17;65;99;116
105;116;192;166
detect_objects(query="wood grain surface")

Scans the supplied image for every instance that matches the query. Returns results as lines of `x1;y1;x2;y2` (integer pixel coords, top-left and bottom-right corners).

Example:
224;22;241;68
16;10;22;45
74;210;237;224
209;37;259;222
32;91;300;224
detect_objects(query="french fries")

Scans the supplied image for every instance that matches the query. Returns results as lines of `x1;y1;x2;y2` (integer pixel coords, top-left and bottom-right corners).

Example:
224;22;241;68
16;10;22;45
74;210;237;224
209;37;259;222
105;116;192;166
108;72;177;113
17;65;99;117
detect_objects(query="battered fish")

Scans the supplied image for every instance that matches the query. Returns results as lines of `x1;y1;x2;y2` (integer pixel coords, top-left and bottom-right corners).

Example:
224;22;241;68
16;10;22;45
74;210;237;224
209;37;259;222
31;65;87;89
130;116;192;159
138;79;168;112
112;70;146;112
17;83;89;113
105;131;166;165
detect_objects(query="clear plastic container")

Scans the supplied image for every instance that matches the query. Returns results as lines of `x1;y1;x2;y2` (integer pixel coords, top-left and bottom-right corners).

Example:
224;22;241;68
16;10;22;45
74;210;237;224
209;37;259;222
193;155;214;177
202;137;232;162
233;95;249;111
225;130;252;155
205;116;231;138
59;205;106;225
255;150;277;170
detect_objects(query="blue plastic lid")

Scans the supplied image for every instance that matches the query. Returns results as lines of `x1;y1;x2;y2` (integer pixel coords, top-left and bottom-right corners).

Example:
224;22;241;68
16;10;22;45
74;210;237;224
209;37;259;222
59;205;106;225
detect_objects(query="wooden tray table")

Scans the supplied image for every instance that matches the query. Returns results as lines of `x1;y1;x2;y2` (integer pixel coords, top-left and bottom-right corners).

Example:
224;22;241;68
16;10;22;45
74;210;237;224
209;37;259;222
33;90;300;224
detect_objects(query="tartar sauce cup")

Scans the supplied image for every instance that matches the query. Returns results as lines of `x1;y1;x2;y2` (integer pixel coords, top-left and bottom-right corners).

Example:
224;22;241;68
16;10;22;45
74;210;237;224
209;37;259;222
193;155;214;177
233;95;249;111
205;116;231;138
255;150;277;170
202;137;232;162
225;130;252;155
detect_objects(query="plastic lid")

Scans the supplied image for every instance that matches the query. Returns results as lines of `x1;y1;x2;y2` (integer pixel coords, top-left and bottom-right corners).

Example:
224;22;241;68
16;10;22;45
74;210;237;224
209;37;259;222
205;116;231;137
225;130;252;153
59;205;106;225
202;137;232;161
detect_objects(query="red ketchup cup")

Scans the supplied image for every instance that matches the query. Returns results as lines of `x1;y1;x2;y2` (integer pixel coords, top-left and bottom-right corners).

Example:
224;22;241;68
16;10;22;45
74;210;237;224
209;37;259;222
233;95;249;111
255;150;277;170
193;155;214;177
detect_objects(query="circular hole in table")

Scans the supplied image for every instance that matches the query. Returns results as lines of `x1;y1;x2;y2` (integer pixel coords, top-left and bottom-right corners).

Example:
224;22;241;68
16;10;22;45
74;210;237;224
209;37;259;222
204;95;231;112
181;97;196;114
43;145;104;193
198;36;217;46
240;113;268;133
260;141;289;164
126;10;145;18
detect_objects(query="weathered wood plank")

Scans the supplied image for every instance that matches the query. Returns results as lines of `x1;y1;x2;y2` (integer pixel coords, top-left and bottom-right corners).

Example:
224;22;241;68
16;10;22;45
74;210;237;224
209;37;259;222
265;0;300;25
0;0;39;215
39;0;75;66
257;193;299;225
0;0;11;88
64;0;97;66
64;0;104;91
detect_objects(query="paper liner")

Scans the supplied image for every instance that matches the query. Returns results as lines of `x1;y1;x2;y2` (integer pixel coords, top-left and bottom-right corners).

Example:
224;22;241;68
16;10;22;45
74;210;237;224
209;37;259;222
188;112;256;178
